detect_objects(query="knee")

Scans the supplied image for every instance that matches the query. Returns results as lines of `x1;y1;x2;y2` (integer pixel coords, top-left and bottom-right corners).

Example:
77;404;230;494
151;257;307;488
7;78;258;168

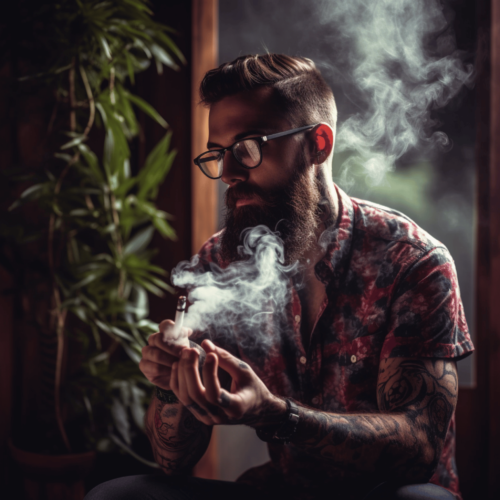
364;482;456;500
85;475;157;500
393;483;456;500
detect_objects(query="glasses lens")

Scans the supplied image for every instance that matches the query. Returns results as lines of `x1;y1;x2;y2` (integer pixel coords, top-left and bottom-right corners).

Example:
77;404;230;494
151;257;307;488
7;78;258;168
196;151;223;178
233;139;261;167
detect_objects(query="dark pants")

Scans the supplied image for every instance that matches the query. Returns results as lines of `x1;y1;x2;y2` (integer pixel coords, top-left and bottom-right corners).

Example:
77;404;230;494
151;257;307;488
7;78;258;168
85;474;457;500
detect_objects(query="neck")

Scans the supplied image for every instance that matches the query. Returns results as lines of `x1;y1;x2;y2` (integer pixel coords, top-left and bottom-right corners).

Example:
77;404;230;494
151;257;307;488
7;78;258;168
299;168;338;267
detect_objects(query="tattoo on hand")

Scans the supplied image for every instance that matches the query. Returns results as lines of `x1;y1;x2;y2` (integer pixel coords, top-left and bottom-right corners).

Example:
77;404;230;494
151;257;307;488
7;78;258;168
186;402;208;417
218;391;231;408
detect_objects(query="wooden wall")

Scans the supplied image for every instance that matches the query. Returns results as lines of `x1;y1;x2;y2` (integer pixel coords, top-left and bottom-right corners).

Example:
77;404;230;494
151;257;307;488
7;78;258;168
455;1;500;499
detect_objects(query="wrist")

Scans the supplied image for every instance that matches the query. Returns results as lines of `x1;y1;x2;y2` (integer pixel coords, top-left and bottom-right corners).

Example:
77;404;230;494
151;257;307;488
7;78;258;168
253;395;288;428
155;386;179;404
255;398;300;444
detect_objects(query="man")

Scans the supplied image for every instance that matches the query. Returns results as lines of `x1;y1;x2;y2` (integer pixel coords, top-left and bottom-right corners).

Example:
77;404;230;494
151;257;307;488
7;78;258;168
86;54;474;500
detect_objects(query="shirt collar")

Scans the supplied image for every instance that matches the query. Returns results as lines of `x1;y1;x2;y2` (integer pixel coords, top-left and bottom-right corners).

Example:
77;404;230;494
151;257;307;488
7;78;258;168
314;184;355;287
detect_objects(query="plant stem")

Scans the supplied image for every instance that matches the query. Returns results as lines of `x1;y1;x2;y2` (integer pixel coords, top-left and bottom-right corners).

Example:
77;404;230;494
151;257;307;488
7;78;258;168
69;59;76;132
79;64;95;136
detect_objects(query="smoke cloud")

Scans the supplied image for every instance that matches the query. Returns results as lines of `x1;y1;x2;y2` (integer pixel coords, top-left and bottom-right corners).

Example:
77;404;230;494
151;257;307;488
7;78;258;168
171;226;299;351
318;0;474;187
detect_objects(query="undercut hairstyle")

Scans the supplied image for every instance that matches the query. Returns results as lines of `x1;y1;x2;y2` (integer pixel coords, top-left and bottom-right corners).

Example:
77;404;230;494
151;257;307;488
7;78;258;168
199;53;337;132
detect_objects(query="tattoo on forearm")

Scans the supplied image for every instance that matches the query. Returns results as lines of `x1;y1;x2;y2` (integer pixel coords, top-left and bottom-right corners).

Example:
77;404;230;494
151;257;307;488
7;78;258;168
145;395;212;474
291;358;457;482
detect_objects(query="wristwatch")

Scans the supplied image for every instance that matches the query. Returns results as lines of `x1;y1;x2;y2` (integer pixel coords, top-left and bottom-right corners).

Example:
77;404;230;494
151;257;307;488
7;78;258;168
256;398;300;444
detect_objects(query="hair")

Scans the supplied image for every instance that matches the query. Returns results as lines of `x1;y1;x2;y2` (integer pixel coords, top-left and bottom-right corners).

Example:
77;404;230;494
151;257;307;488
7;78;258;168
199;54;337;131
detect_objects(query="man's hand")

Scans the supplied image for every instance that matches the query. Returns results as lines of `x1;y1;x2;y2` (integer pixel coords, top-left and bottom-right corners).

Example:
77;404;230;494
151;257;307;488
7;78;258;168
139;320;194;390
170;339;286;427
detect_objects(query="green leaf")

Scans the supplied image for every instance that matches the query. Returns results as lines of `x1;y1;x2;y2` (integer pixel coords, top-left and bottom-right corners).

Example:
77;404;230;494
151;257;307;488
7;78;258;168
125;91;168;128
61;135;86;150
99;34;113;60
152;217;176;240
123;225;155;256
132;276;164;296
78;144;103;182
137;132;175;200
115;84;139;137
113;177;137;198
124;51;136;85
121;343;142;364
150;45;178;71
110;326;135;342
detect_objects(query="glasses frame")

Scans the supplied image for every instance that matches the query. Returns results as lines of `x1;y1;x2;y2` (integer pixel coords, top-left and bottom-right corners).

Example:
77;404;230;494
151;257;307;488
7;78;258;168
193;123;319;179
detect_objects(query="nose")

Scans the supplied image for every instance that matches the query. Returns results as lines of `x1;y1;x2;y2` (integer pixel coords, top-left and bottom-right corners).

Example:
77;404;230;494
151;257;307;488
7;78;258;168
220;150;249;187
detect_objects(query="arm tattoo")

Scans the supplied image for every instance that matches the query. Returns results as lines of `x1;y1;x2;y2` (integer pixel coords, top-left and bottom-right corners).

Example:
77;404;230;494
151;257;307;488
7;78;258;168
145;394;212;475
291;358;457;482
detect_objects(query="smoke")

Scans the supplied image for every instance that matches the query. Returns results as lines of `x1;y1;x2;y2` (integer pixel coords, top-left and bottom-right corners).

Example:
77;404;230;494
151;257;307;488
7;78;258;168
171;226;299;351
317;0;474;187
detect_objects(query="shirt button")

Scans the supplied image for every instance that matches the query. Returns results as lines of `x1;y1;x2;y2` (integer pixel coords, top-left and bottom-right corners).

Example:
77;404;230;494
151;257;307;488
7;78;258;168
299;356;307;365
350;354;357;364
294;315;301;323
312;397;320;405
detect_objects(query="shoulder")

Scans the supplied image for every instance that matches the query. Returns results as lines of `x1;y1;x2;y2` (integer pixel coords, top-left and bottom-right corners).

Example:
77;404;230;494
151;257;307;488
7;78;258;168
351;197;444;253
349;197;454;275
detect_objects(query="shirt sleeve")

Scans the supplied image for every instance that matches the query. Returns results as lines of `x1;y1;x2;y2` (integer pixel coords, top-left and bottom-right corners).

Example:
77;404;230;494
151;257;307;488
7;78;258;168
380;246;474;361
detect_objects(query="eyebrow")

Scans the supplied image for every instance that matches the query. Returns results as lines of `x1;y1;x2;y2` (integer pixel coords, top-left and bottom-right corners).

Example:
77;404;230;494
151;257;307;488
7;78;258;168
206;128;277;149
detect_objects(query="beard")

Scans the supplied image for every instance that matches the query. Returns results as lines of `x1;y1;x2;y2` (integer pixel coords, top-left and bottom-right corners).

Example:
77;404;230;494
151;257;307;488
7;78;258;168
219;161;322;265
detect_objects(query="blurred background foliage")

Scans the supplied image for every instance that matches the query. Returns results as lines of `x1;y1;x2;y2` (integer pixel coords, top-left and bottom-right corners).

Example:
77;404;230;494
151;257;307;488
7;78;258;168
0;0;184;460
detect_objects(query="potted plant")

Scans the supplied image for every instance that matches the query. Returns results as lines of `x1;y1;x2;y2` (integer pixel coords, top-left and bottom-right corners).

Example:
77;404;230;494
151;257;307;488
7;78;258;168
1;1;184;498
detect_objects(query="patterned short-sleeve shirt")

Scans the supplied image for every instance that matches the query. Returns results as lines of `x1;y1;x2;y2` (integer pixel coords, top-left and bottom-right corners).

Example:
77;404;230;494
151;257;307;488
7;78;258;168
192;185;474;500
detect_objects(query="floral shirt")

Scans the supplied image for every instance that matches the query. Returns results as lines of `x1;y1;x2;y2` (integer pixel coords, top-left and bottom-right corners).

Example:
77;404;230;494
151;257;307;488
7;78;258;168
192;185;474;500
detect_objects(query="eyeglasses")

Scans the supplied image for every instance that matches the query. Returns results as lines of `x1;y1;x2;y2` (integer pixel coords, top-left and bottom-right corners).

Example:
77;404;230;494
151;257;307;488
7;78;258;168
193;124;318;180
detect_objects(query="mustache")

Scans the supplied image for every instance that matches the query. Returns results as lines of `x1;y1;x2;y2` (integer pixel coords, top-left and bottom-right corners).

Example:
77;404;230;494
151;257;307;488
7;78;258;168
225;183;274;209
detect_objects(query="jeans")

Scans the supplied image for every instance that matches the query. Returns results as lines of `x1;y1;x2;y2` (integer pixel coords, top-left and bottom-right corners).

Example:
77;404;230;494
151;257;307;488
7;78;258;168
85;474;457;500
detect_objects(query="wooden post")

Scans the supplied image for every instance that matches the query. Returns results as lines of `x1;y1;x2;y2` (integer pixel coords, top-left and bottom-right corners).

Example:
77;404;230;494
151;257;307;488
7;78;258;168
488;1;500;498
191;0;218;255
191;0;219;480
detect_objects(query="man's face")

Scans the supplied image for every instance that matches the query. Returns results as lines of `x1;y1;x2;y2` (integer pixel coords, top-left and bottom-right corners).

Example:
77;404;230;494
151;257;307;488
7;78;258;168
208;87;321;264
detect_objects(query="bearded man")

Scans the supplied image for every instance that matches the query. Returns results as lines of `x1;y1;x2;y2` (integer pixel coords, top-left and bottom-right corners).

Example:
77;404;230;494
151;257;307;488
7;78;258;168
86;54;474;500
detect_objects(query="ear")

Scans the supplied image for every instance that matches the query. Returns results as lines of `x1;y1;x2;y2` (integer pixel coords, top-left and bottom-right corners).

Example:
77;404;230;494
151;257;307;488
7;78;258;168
311;123;334;164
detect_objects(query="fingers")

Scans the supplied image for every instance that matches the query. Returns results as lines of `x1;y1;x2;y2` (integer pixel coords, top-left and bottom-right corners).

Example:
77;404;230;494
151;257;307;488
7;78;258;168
139;343;178;388
203;353;222;403
173;348;222;425
139;358;172;390
141;345;178;367
148;329;188;358
202;340;252;381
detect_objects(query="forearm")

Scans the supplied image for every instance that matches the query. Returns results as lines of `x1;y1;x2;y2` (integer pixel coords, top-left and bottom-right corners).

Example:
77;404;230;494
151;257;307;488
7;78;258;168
291;408;436;482
145;393;212;475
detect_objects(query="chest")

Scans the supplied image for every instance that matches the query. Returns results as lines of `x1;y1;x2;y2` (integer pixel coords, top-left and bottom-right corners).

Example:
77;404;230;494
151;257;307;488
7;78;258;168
297;273;327;350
